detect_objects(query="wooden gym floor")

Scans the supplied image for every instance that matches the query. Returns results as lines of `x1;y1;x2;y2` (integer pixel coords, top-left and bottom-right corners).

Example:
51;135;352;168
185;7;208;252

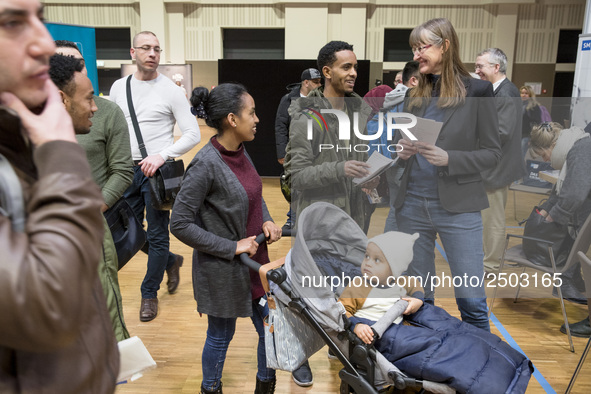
115;126;590;393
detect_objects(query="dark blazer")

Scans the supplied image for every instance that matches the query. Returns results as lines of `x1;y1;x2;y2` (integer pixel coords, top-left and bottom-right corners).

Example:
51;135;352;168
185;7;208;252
395;77;502;213
482;78;526;190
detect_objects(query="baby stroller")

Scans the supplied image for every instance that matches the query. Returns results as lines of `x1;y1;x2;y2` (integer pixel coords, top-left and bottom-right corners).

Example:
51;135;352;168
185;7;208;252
240;202;532;394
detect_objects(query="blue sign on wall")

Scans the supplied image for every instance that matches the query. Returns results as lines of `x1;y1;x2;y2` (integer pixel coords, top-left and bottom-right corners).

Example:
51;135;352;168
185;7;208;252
583;40;591;51
45;23;99;94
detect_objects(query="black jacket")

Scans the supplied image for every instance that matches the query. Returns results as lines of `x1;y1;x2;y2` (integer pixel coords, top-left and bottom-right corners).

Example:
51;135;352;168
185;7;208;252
481;78;526;190
275;86;301;160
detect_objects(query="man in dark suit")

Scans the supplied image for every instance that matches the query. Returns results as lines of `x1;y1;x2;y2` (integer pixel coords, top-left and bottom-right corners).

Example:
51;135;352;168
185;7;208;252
475;48;525;274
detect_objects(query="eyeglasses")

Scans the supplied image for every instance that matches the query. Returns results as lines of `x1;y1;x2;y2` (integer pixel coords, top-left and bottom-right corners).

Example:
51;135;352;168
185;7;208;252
539;122;553;131
474;63;496;70
411;44;433;56
133;46;162;54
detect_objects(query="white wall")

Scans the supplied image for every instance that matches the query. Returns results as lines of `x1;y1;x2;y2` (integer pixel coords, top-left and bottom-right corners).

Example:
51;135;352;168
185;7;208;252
44;0;587;82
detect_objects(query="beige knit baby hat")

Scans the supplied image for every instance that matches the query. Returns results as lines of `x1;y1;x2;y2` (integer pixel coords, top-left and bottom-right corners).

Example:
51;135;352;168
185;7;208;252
367;232;420;277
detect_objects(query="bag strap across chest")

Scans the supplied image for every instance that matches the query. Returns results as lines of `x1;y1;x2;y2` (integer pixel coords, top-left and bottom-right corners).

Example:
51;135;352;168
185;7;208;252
126;74;148;159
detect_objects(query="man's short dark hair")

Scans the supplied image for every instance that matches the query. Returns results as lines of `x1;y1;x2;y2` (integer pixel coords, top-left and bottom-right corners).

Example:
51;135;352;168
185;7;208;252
55;40;81;53
317;41;354;71
49;54;84;96
402;61;420;85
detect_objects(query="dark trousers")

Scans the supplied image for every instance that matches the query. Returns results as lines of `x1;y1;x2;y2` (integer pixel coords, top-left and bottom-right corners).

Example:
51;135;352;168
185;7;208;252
125;166;176;298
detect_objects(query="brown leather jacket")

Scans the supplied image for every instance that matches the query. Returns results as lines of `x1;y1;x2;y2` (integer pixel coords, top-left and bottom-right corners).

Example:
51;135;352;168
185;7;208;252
0;107;119;393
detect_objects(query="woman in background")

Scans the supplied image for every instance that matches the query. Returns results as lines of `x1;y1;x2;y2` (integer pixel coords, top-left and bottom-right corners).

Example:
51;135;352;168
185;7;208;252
171;83;281;394
520;85;542;158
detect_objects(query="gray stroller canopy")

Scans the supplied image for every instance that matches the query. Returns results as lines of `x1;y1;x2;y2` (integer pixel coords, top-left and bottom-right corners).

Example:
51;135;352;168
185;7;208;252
286;202;367;330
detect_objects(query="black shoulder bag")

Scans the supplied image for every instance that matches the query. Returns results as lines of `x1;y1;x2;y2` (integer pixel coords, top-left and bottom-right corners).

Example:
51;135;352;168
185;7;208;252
104;197;146;270
126;75;185;211
522;202;575;268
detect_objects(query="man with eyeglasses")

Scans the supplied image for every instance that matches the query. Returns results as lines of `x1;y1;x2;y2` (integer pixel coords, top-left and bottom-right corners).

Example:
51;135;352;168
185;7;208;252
110;31;201;322
474;48;525;276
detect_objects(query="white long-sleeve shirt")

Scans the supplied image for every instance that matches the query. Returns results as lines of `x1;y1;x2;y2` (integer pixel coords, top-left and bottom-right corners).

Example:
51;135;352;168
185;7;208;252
109;73;201;161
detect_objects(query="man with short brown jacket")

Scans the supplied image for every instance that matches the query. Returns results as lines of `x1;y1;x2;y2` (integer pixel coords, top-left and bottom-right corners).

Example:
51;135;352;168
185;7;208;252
0;0;119;392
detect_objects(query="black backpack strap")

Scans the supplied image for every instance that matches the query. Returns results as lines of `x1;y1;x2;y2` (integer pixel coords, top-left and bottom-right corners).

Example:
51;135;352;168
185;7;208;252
0;153;25;232
126;74;148;159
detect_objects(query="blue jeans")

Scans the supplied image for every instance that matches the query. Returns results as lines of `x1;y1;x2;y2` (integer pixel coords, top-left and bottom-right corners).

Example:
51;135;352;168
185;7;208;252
201;298;275;391
384;166;405;232
396;194;490;331
124;166;176;299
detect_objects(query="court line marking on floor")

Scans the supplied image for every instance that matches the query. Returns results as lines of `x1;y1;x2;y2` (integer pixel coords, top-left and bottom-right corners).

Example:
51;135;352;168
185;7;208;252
490;312;556;394
434;240;556;394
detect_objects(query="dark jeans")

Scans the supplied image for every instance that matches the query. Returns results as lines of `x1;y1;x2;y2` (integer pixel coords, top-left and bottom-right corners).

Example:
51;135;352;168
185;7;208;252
125;166;176;299
201;298;275;390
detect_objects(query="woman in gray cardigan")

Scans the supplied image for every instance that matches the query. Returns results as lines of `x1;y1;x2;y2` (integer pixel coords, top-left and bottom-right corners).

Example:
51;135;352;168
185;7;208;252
171;83;282;394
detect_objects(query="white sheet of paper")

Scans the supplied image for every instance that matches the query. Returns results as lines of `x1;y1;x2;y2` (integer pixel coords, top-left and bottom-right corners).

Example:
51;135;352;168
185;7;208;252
401;116;443;146
353;152;398;186
117;336;157;384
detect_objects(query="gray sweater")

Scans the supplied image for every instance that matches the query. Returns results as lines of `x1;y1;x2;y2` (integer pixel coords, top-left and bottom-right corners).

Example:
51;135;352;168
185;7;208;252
541;137;591;229
170;140;272;318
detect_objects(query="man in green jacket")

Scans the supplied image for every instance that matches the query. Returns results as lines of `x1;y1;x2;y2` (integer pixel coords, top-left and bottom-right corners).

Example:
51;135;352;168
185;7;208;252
285;40;373;231
283;40;374;387
49;50;133;342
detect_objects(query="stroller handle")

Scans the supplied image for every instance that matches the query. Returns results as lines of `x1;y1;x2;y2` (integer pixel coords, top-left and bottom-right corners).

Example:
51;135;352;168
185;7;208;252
239;231;289;272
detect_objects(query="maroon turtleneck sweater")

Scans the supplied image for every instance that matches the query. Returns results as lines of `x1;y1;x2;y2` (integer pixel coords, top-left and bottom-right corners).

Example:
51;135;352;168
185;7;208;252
211;136;269;300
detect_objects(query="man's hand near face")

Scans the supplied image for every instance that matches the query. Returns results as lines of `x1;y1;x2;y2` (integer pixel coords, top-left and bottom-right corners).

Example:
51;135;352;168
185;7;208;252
0;80;76;147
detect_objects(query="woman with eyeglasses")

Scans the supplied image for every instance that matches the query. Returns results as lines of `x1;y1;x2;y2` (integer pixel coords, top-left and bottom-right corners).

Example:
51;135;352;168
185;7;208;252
395;18;501;331
529;122;591;338
520;85;542;158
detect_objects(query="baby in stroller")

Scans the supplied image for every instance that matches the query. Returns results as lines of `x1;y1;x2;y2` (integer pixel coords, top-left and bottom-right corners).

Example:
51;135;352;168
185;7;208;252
338;231;533;394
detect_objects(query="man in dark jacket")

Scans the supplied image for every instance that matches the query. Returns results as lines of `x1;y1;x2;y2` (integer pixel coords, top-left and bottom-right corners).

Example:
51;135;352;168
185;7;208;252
475;48;525;273
275;68;321;230
275;68;322;165
0;0;119;392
